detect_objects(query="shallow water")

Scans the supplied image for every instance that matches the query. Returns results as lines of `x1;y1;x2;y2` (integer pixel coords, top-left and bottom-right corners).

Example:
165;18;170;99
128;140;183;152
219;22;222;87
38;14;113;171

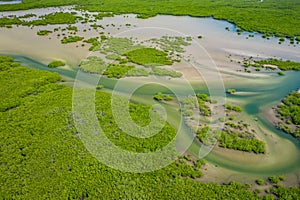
0;0;21;5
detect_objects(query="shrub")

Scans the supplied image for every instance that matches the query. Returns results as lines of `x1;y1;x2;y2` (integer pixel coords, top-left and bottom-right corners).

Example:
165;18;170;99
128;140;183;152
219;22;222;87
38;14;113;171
48;60;65;68
256;179;264;185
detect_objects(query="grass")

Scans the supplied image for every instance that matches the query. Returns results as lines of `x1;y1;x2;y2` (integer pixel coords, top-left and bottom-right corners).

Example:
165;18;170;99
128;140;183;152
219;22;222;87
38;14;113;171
47;60;65;68
125;48;173;66
153;92;173;101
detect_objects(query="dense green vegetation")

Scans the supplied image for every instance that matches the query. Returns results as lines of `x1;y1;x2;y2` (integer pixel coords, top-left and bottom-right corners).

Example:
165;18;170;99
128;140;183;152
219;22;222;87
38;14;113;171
0;16;22;27
254;59;300;71
47;60;66;68
225;104;243;112
197;121;265;154
94;12;114;20
61;35;84;44
0;56;277;199
79;55;181;78
270;185;300;199
0;57;299;199
256;179;264;186
19;13;36;18
276;91;300;139
197;93;211;116
125;48;173;66
242;58;300;73
153;92;173;102
81;36;186;78
268;176;285;184
103;64;134;79
180;94;212;118
0;12;79;27
37;29;52;36
24;12;79;26
182;93;264;153
1;0;299;40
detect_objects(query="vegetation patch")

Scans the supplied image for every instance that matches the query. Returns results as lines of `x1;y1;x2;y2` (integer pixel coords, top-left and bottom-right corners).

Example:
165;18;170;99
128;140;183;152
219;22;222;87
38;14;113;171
181;93;264;153
0;0;300;40
153;92;173;101
94;12;114;20
47;60;65;68
197;121;265;154
103;64;134;79
26;12;78;26
225;104;242;112
19;13;37;18
275;91;300;139
149;36;190;53
254;59;300;71
100;37;144;55
125;48;173;66
61;36;84;44
0;57;298;199
37;29;52;36
79;56;107;74
0;17;22;27
241;57;300;73
126;67;150;77
226;88;236;94
83;37;101;51
218;131;265;154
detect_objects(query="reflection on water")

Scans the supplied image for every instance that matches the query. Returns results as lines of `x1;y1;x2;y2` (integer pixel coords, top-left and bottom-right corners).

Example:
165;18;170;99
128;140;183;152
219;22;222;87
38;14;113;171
0;0;21;5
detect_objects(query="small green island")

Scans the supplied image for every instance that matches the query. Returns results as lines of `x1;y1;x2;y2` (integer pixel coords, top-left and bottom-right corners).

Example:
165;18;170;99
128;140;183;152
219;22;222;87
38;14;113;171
47;60;66;68
275;91;300;139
